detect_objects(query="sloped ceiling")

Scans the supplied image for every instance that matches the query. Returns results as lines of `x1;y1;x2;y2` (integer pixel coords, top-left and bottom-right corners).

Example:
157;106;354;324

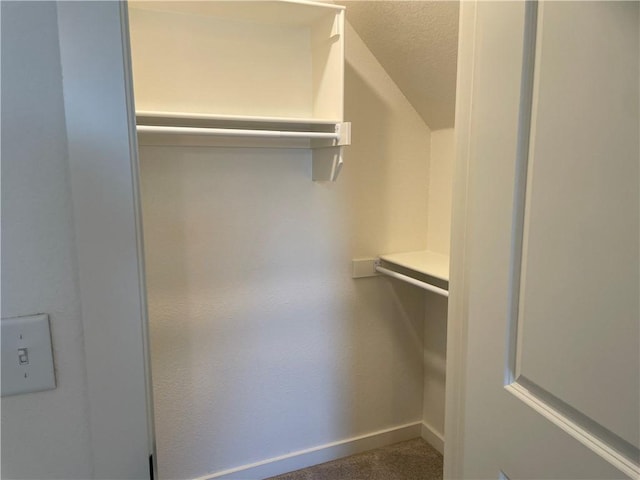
338;1;459;130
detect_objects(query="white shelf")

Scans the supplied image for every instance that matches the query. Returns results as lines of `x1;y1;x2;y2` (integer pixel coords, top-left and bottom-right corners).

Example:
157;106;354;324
135;111;351;182
136;111;342;128
378;250;450;282
128;1;345;121
373;250;449;296
135;111;350;148
129;1;349;182
129;1;345;28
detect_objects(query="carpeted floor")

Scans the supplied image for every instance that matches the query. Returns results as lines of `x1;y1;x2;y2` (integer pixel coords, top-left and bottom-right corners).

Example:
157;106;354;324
265;438;443;480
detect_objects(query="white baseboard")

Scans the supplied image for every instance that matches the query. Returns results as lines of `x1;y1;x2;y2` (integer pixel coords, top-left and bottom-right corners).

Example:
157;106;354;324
194;422;422;480
421;422;445;455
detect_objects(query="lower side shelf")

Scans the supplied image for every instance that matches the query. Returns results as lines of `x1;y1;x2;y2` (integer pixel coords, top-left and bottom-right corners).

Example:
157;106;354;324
352;250;450;296
375;263;449;297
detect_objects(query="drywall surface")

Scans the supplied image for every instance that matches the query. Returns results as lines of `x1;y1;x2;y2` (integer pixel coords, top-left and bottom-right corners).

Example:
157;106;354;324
140;22;430;479
422;128;454;446
0;2;93;478
345;26;432;259
427;128;455;255
340;1;459;129
423;294;448;448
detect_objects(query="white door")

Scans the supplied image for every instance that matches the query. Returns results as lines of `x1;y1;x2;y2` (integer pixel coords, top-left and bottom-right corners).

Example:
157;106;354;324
447;1;639;478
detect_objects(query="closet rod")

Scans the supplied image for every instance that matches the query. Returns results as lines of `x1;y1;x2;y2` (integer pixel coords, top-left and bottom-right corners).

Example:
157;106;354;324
375;265;449;297
136;125;340;139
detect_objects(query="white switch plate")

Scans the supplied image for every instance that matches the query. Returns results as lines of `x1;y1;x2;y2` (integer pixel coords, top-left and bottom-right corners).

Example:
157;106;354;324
2;314;56;396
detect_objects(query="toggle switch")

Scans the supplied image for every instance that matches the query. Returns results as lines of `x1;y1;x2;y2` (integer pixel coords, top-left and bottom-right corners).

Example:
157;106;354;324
18;348;29;365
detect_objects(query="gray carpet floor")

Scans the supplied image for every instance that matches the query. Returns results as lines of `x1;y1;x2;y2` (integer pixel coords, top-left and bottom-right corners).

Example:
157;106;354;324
265;438;443;480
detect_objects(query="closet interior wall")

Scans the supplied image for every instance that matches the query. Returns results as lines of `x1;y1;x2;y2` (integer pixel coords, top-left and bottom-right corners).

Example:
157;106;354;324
133;7;455;480
423;128;455;449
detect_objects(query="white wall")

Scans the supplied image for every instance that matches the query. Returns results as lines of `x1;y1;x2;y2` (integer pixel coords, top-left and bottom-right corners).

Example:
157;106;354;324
423;128;455;449
140;22;431;479
427;128;455;256
0;2;94;478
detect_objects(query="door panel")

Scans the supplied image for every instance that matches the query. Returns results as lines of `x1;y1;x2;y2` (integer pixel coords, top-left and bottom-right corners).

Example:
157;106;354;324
514;0;639;452
455;1;639;478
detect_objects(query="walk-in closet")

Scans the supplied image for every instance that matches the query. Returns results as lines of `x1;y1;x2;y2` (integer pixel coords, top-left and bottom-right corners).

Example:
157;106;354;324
128;1;458;478
4;0;637;478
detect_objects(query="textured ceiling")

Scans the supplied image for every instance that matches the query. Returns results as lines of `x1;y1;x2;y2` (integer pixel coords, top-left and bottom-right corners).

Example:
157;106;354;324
339;1;459;130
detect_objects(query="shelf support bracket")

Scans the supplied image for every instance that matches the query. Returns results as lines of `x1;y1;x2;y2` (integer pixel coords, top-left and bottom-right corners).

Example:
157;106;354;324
312;122;351;182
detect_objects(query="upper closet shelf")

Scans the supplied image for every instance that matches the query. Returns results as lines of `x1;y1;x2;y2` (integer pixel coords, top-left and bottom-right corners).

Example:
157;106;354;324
136;112;351;182
136;111;349;145
129;1;349;181
376;250;449;297
128;1;346;122
137;111;343;127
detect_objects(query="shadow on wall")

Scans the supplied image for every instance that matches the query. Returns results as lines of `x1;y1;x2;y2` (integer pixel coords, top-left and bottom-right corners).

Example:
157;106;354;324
423;293;447;439
340;59;426;437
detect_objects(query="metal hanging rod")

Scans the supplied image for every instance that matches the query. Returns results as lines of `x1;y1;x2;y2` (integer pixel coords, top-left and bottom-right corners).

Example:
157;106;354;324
375;265;449;297
136;125;340;139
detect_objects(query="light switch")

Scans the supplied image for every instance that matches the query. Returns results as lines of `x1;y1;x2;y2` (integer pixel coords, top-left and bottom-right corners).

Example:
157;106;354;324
18;348;30;365
2;314;56;396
